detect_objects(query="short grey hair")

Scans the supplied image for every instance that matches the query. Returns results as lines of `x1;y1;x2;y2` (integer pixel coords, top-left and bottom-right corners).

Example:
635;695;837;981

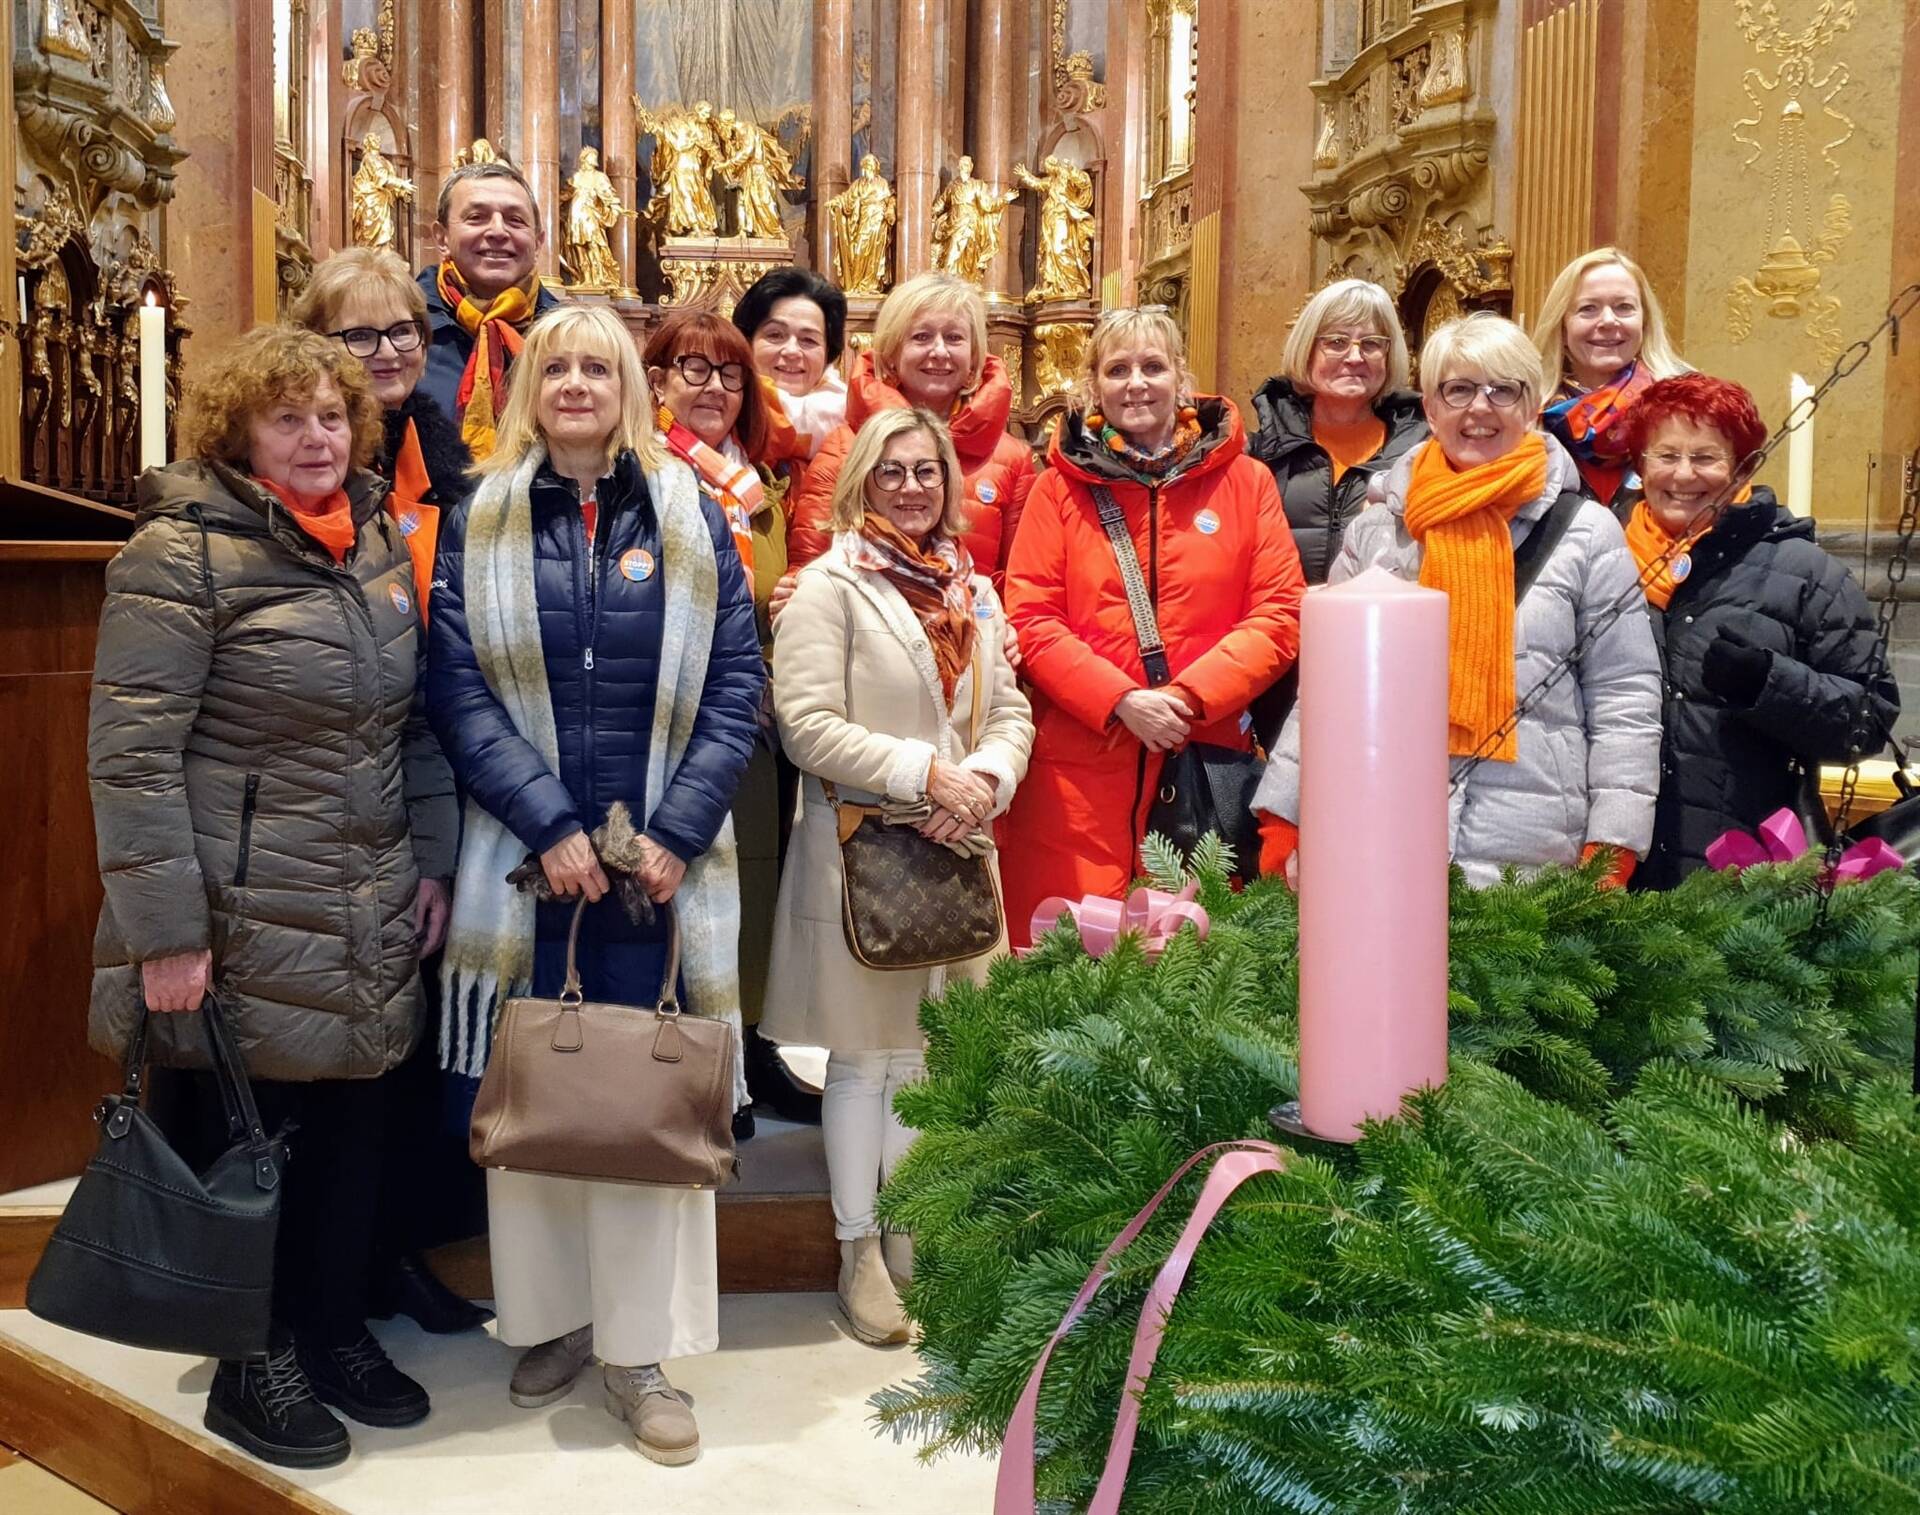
435;161;541;236
1419;312;1546;413
1280;279;1410;394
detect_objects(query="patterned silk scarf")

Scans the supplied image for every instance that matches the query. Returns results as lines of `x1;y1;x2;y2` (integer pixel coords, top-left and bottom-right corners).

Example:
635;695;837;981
658;406;759;573
436;260;539;460
845;514;978;702
1541;361;1654;501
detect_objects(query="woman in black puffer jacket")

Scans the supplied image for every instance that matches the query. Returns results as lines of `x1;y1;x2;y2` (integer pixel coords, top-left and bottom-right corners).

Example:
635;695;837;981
1250;278;1428;585
1620;373;1897;888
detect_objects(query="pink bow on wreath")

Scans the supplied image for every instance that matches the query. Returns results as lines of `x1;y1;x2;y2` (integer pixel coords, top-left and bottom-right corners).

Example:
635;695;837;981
1023;881;1210;959
1705;805;1904;882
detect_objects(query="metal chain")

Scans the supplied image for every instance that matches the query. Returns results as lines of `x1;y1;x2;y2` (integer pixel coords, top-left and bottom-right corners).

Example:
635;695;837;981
1449;284;1920;814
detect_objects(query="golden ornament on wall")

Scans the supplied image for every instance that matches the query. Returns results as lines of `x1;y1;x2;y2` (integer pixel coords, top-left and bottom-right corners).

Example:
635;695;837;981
41;0;91;61
1724;0;1856;364
561;147;635;291
931;157;1017;287
452;138;499;169
1419;28;1470;107
1017;157;1096;303
1033;322;1091;400
827;154;896;295
1050;0;1108;113
349;134;414;253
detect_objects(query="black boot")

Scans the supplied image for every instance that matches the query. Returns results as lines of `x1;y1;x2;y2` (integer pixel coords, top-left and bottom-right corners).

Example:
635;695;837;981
298;1330;431;1428
204;1340;351;1469
370;1252;494;1335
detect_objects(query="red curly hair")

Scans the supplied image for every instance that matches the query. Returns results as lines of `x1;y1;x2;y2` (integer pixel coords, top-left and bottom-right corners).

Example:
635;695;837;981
1624;372;1768;467
643;310;769;462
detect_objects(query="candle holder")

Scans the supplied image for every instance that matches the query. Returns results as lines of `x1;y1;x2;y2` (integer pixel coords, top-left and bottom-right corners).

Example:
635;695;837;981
1267;1100;1359;1150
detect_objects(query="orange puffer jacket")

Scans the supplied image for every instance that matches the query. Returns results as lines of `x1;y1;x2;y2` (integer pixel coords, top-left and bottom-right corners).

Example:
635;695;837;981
786;351;1036;587
997;398;1305;944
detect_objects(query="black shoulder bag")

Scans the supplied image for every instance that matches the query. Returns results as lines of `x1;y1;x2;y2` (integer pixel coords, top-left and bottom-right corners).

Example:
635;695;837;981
28;993;286;1360
1089;483;1265;872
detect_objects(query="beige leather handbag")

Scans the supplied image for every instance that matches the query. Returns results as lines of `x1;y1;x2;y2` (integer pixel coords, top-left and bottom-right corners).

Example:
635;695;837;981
469;897;738;1189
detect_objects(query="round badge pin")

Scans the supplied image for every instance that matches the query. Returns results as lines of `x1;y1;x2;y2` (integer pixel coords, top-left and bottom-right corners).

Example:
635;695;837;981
1670;553;1692;584
397;510;420;537
619;548;656;582
977;483;998;505
388;583;411;615
1194;509;1220;536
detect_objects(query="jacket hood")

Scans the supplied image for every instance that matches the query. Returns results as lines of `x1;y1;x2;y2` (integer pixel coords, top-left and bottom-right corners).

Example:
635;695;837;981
386;390;474;502
1046;395;1248;489
1697;485;1809;549
1377;431;1582;522
1250;377;1427;468
135;458;388;536
844;350;1016;465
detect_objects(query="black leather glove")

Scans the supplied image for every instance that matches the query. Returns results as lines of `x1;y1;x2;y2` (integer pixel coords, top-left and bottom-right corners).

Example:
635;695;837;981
1700;629;1771;705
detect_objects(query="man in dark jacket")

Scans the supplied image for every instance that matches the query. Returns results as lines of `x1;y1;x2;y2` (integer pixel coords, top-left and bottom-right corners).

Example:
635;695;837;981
416;160;563;458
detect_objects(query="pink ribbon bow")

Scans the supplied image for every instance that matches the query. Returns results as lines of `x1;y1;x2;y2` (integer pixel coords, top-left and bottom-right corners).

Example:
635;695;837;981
1023;881;1210;959
1705;806;1903;882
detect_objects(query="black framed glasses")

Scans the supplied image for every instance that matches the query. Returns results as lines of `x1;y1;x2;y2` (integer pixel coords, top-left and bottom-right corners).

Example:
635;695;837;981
871;459;949;493
671;353;749;393
330;320;426;358
1436;378;1526;410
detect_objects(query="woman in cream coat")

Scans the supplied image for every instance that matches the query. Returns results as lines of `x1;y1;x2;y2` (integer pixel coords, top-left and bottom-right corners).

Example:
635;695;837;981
763;407;1033;1346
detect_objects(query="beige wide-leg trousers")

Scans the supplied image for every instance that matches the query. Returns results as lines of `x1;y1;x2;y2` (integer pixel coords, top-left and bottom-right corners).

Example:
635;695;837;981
487;1169;719;1367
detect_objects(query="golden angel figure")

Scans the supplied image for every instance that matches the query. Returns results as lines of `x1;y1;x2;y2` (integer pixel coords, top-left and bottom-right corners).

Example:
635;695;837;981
561;147;633;290
931;156;1017;287
827;154;896;294
714;109;806;241
452;138;499;169
1016;156;1096;301
635;98;722;237
350;135;415;253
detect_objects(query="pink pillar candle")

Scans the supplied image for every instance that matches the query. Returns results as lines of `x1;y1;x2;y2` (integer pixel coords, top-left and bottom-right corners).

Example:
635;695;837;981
1297;565;1450;1141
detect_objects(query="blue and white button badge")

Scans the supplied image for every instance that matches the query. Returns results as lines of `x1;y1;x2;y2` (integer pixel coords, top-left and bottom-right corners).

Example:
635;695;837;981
619;548;656;582
1670;554;1692;583
388;583;411;615
1194;508;1220;536
977;482;998;505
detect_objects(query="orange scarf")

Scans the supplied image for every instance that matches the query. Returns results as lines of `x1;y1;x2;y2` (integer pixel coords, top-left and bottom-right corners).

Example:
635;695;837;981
1625;485;1752;610
657;405;757;574
257;478;356;565
436;260;539;461
1403;432;1550;762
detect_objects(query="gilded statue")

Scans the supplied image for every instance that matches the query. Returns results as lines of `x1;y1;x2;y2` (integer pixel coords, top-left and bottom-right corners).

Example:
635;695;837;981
715;109;805;241
1016;155;1096;302
827;154;896;295
561;147;634;291
453;139;499;168
931;156;1017;287
635;98;723;237
349;134;415;253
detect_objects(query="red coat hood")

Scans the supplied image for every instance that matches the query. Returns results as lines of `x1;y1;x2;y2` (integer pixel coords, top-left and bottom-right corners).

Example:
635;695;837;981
844;350;1017;467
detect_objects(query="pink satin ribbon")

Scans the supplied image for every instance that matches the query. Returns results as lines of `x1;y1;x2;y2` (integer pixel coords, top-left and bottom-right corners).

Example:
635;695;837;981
1024;882;1210;959
995;1141;1287;1515
1705;806;1903;882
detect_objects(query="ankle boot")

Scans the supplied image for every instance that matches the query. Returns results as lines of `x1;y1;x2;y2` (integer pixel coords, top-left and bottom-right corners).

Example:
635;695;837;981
603;1362;700;1465
204;1338;350;1469
838;1235;909;1345
882;1228;915;1287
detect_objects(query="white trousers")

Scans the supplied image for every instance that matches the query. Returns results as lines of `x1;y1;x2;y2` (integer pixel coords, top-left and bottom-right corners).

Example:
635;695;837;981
487;1169;719;1367
822;1048;924;1241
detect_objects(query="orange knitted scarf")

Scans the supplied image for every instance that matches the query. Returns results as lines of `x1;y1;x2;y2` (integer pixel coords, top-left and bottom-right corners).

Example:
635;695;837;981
1403;431;1550;762
1625;484;1752;610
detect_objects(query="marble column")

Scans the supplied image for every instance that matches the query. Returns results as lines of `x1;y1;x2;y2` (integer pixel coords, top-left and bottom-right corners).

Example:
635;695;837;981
520;0;559;277
602;0;636;291
431;0;475;211
895;0;939;276
811;0;854;276
943;0;968;172
971;0;1020;299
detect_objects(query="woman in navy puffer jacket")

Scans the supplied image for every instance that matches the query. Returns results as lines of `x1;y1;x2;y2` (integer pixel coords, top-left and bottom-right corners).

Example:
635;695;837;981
426;306;760;1465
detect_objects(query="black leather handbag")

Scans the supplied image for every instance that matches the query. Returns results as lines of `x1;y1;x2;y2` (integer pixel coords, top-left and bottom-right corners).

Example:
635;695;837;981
27;994;286;1360
1841;737;1920;856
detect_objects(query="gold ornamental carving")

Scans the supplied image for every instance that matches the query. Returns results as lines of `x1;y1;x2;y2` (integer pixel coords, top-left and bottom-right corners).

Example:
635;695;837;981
1724;0;1856;364
931;157;1017;287
1419;28;1470;106
827;155;896;295
453;138;500;168
636;99;724;237
1313;103;1340;170
1032;322;1090;400
659;252;784;319
1016;157;1096;303
1049;0;1108;113
1392;218;1511;302
349;135;414;252
561;148;635;292
41;0;91;60
715;110;805;241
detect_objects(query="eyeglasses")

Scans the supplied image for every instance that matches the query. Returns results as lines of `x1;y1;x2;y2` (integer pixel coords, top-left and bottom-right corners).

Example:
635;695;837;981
671;354;748;393
330;321;426;358
1644;449;1734;473
1436;379;1526;410
1317;333;1391;359
870;460;949;492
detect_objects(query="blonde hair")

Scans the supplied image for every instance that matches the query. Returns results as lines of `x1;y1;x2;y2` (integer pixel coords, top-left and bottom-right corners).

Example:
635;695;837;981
1279;278;1410;394
476;304;665;475
1077;306;1196;412
1420;312;1547;413
872;272;988;393
827;407;968;539
1530;247;1687;396
289;247;426;335
184;324;382;471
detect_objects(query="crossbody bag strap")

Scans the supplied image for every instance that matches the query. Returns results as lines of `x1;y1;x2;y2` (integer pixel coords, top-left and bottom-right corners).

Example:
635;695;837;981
1089;484;1171;688
1512;491;1582;603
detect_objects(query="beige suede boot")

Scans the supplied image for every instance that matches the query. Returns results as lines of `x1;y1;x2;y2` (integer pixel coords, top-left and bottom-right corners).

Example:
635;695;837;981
838;1235;910;1345
602;1363;700;1466
882;1228;915;1287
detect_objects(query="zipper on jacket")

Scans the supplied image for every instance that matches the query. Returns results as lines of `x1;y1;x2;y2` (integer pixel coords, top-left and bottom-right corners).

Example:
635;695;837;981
1128;485;1164;846
234;773;262;884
